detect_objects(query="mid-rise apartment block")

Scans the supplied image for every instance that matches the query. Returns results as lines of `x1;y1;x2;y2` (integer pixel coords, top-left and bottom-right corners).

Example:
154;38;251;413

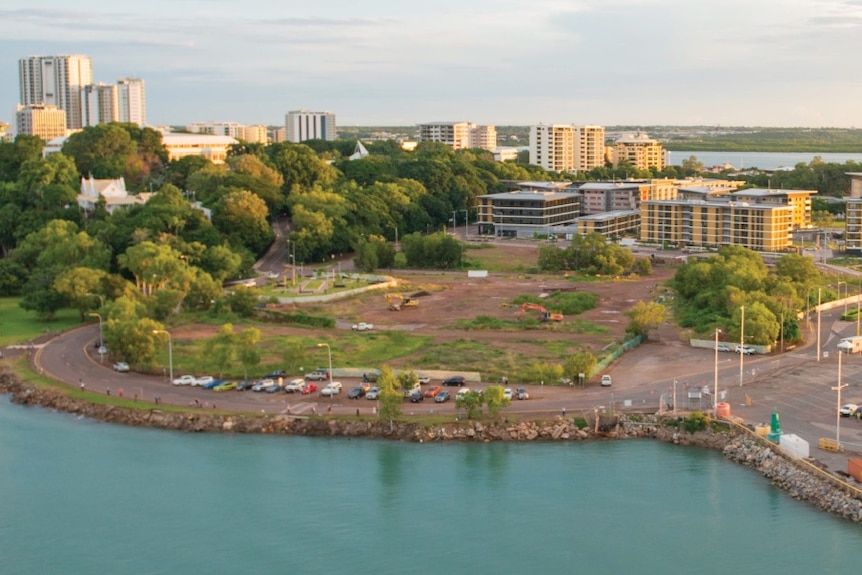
844;173;862;253
730;188;814;231
117;78;146;126
612;132;666;171
187;122;267;143
80;83;119;127
286;110;336;142
19;55;93;130
418;122;497;150
16;104;67;140
530;124;607;172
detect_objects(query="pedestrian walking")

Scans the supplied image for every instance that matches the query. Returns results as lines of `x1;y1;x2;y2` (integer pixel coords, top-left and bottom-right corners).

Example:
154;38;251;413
79;379;84;392
106;388;110;396
327;404;332;415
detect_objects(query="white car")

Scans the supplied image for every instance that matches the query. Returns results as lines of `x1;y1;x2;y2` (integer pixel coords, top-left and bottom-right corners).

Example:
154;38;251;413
253;379;274;392
112;362;130;373
839;403;858;417
366;386;380;400
456;387;471;399
601;375;612;387
284;378;305;393
320;382;343;396
503;388;513;400
417;374;432;385
172;375;196;386
735;345;755;355
267;271;279;280
352;322;374;331
193;376;214;387
715;344;731;352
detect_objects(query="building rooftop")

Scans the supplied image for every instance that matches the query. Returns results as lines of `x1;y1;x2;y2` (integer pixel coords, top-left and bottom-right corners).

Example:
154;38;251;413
577;210;640;222
732;188;817;197
579;182;642;191
479;190;577;201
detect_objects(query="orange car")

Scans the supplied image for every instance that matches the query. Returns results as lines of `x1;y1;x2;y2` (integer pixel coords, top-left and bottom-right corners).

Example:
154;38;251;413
424;385;442;398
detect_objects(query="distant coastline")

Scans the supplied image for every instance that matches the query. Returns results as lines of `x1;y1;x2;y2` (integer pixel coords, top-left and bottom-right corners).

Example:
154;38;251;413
668;150;862;171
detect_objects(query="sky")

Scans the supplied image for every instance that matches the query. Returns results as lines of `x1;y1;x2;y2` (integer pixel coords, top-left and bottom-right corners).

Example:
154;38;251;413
2;0;862;128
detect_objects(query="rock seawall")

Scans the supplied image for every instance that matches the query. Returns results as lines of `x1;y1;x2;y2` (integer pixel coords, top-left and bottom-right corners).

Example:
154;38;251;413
3;369;862;522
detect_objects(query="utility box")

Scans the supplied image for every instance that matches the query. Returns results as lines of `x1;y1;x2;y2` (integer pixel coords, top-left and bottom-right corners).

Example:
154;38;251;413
779;433;810;459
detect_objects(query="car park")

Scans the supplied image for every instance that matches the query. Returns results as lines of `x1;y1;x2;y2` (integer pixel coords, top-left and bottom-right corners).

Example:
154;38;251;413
409;391;424;403
503;388;513;400
516;387;530;400
348;386;365;399
172;375;196;386
194;376;215;387
735;345;755;355
435;390;450;403
366;387;380;400
840;403;858;417
301;383;318;395
284;378;305;393
305;369;329;381
214;381;237;392
112;362;130;372
601;375;612;387
424;385;442;398
443;375;466;387
320;382;343;396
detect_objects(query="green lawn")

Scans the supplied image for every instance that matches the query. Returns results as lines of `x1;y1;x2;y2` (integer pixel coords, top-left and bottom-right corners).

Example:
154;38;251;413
0;298;85;346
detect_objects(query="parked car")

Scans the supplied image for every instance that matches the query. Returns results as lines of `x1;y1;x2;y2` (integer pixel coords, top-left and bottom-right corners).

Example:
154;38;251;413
362;371;380;383
284;378;305;393
516;387;530;400
456;388;471;399
264;369;287;379
193;376;215;387
236;380;255;391
264;381;282;393
214;381;237;392
403;384;421;398
267;271;279;280
716;344;731;352
503;388;513;401
112;361;130;373
348;386;365;399
601;375;612;387
366;387;380;400
417;374;432;385
424;385;442;398
320;382;343;396
301;383;318;395
172;375;196;386
253;379;274;392
443;375;466;387
435;390;451;403
202;378;225;390
735;345;755;355
409;391;424;403
840;403;858;417
854;407;862;420
352;322;374;331
305;369;329;381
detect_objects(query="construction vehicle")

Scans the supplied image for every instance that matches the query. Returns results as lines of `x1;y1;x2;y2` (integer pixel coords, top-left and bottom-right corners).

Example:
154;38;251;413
517;302;563;322
385;293;418;311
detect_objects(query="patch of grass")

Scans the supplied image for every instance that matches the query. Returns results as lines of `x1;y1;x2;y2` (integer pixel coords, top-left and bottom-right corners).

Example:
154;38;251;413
413;338;511;372
462;245;538;273
512;291;598;315
0;298;84;346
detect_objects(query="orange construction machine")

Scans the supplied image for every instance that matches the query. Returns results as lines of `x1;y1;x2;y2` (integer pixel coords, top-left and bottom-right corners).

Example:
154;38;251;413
517;302;563;322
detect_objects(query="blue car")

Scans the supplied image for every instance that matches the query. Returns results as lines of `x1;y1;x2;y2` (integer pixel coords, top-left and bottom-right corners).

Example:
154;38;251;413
203;379;226;390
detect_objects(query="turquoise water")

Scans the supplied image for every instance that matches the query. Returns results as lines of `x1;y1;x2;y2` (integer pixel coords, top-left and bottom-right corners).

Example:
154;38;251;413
1;397;858;575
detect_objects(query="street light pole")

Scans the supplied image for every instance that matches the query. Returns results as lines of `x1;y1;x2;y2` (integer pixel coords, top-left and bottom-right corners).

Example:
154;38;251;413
714;328;721;416
317;342;332;383
739;305;745;387
834;349;848;445
838;281;847;316
817;288;822;362
452;211;457;235
88;312;104;363
153;329;173;383
462;209;469;239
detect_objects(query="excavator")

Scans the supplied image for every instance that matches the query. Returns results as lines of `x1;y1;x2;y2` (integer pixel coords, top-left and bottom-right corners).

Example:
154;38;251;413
517;302;563;322
385;292;418;311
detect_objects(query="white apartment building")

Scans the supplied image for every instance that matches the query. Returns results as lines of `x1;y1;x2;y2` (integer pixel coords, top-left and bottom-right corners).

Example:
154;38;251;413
16;104;67;140
286;110;336;142
117;78;146;126
80;83;118;127
19;55;93;130
418;122;497;150
530;124;607;172
187;121;267;143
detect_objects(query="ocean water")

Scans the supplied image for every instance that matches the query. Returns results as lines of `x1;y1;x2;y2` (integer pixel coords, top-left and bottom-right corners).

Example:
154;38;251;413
669;150;862;171
1;397;858;575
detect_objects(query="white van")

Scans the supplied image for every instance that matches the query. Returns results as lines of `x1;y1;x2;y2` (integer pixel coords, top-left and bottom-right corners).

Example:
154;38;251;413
601;375;612;387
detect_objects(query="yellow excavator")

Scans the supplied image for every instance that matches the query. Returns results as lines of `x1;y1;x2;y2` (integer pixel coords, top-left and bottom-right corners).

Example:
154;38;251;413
385;293;418;311
517;302;563;322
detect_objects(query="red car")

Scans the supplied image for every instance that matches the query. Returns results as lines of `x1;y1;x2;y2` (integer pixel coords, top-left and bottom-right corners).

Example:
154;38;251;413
424;385;442;398
301;383;318;395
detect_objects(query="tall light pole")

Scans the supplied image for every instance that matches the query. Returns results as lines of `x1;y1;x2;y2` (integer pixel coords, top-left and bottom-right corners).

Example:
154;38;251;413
452;211;457;235
88;312;104;363
714;328;721;416
857;277;861;337
462;209;469;239
152;329;173;383
838;281;847;316
317;342;332;383
817;287;822;362
739;305;745;387
833;348;848;445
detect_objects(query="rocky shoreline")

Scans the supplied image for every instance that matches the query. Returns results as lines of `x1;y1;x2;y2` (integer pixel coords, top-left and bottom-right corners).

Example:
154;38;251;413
3;369;862;522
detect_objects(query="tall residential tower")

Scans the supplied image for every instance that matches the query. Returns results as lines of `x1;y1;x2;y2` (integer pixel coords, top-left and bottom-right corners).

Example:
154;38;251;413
285;110;336;142
19;55;93;129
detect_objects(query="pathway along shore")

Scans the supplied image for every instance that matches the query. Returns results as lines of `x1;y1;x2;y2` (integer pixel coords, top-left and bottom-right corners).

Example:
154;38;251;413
3;368;862;522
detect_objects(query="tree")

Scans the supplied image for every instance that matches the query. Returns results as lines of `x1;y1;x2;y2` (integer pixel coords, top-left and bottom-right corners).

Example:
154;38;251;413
455;390;484;420
564;352;598;382
280;339;306;374
624;301;666;339
225;286;260;317
203;323;235;378
212;189;274;255
236;327;262;379
483;385;510;417
376;366;403;427
103;296;165;365
53;266;108;320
